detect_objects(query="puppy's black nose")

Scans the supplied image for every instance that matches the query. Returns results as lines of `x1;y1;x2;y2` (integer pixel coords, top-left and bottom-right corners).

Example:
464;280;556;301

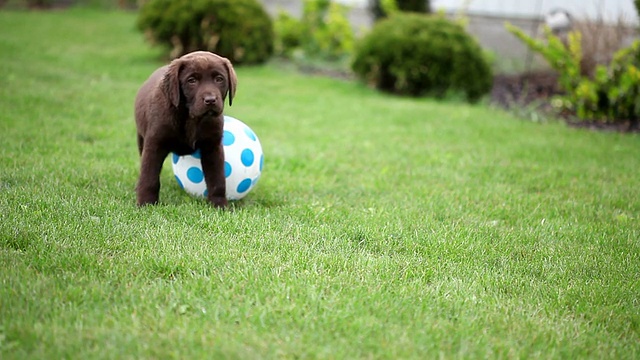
203;95;217;105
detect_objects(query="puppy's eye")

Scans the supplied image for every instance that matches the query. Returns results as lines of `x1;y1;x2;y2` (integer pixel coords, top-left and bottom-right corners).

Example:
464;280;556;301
214;75;225;83
187;77;197;84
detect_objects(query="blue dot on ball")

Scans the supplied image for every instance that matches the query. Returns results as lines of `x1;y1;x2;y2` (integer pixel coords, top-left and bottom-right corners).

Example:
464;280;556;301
191;149;201;159
174;175;184;189
259;154;264;171
241;149;254;166
224;161;232;178
237;178;252;193
172;153;180;164
203;189;208;197
223;130;235;146
186;167;204;183
243;127;257;141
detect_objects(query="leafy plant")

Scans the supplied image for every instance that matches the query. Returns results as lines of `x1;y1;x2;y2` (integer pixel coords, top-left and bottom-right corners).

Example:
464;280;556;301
137;0;274;64
274;0;355;61
590;42;640;122
310;0;354;60
505;23;582;93
352;13;492;101
507;22;640;125
274;11;304;57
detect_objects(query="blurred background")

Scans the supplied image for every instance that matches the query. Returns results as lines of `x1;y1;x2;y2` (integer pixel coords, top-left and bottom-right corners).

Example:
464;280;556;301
3;0;639;127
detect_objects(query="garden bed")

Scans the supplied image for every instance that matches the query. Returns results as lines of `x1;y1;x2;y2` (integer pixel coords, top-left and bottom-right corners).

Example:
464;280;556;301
491;70;640;132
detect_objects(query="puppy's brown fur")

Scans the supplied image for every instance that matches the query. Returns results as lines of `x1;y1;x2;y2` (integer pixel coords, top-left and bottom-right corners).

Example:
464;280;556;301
134;51;237;207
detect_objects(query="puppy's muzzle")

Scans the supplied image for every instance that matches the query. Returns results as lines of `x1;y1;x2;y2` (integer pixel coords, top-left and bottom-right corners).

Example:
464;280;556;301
203;94;217;106
192;93;223;118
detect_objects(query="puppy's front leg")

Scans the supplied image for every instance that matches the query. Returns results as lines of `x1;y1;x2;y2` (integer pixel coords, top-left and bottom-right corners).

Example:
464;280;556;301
200;142;228;208
137;144;170;206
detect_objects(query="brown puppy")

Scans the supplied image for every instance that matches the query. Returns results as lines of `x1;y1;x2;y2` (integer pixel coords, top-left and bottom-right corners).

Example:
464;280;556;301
134;51;237;207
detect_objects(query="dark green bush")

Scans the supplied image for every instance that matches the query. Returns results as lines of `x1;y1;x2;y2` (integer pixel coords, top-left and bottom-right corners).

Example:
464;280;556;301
352;13;492;101
82;0;138;9
6;0;142;10
25;0;52;8
137;0;274;64
371;0;431;21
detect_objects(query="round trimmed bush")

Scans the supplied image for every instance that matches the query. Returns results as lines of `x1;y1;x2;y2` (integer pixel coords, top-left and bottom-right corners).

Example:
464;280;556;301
137;0;274;64
352;14;492;101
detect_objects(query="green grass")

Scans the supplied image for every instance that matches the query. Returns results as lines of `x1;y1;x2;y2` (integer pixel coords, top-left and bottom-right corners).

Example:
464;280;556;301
1;8;639;359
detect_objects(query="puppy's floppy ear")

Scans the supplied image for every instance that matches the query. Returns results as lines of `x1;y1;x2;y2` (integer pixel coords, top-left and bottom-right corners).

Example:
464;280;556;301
162;59;183;108
223;58;237;106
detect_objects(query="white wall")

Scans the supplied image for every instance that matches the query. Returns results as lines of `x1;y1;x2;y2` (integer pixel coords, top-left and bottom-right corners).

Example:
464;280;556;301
337;0;638;23
434;0;637;23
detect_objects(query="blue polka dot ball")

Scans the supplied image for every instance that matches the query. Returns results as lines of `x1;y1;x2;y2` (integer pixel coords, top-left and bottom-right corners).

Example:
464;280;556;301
171;116;263;200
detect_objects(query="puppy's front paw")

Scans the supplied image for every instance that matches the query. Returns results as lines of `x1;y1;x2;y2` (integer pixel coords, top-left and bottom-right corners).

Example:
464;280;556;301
208;195;228;208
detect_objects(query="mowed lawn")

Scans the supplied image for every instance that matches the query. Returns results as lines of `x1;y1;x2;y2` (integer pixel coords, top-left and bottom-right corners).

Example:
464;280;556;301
1;8;639;359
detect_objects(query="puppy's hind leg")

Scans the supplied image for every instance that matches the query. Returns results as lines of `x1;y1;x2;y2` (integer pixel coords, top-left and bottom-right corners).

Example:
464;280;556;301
136;144;169;206
137;134;144;156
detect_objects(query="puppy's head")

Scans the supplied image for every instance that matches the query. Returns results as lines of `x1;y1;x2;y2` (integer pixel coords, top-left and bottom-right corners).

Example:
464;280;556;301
162;51;237;118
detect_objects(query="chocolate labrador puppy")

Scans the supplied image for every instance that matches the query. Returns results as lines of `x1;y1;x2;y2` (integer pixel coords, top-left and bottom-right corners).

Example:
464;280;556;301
134;51;237;207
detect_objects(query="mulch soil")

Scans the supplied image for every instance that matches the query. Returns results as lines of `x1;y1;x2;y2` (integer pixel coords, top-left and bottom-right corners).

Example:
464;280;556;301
491;71;561;112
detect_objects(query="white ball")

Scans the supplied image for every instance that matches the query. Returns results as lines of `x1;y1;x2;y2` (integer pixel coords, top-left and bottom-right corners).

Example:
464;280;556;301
171;116;263;200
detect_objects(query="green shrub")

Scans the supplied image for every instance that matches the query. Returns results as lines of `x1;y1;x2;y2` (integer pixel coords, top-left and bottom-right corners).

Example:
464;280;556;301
352;13;492;101
274;0;355;61
274;11;304;57
308;0;354;60
507;23;640;125
137;0;274;64
577;41;640;123
371;0;431;21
